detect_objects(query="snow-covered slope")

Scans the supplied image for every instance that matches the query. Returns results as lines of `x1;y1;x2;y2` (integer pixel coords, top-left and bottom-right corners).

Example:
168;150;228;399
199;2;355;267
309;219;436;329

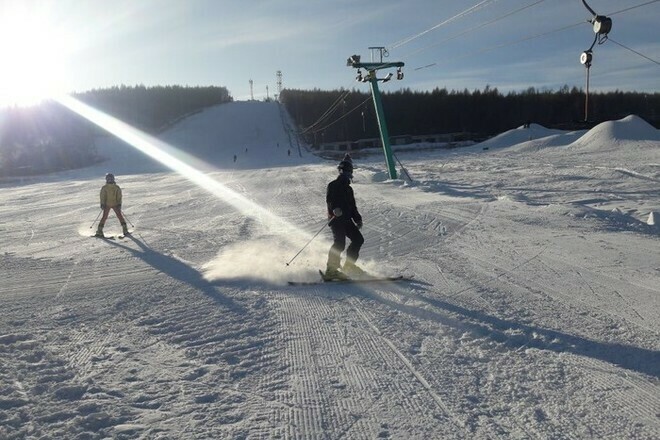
1;105;658;439
88;100;314;176
160;100;314;170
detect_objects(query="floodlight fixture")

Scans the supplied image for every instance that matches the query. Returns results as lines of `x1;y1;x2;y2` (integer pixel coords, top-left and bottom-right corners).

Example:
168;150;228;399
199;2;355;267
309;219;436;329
592;15;612;35
347;54;361;67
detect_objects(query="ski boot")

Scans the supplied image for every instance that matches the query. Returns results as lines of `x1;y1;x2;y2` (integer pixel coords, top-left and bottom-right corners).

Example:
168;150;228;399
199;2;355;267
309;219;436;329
121;222;130;236
323;267;349;281
94;224;105;238
342;261;368;278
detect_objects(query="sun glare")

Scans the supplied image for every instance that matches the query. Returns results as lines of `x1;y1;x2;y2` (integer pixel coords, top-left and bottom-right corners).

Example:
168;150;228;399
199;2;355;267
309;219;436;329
56;95;318;255
0;6;71;107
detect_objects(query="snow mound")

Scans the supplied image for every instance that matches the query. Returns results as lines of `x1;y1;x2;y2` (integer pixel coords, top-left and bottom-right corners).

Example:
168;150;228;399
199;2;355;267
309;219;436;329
570;115;660;152
475;123;566;150
508;131;587;153
472;115;658;154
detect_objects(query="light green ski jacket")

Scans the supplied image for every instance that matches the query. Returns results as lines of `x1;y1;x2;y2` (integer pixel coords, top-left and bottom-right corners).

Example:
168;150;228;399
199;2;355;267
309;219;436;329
100;183;122;208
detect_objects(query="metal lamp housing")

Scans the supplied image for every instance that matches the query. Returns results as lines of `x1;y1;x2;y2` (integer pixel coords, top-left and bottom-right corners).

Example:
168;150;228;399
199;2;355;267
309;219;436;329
592;16;612;35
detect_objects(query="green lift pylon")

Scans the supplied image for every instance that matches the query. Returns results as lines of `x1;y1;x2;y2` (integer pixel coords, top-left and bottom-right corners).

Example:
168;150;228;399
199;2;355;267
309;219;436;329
347;48;404;180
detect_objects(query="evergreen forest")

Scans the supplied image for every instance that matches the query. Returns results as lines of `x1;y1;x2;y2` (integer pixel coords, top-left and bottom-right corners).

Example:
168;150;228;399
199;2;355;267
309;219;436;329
280;87;659;146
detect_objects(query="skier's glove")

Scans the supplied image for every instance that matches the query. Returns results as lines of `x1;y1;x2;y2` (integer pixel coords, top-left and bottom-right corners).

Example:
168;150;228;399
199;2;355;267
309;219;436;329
117;204;121;210
356;221;363;229
100;204;105;210
332;207;343;218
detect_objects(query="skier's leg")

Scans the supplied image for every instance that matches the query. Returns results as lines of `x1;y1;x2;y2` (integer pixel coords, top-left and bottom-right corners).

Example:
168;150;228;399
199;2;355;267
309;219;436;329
113;207;129;234
114;207;125;224
326;223;346;274
99;207;110;225
344;222;364;264
96;207;111;236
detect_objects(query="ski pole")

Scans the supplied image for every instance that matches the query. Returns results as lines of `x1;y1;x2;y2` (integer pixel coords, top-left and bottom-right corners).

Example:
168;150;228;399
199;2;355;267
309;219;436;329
285;217;334;266
392;151;413;183
121;211;134;228
89;210;103;229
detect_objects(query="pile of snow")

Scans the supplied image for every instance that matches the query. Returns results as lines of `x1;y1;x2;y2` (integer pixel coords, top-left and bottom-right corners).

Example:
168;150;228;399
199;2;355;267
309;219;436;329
475;123;566;151
506;130;587;153
471;115;658;155
569;115;660;152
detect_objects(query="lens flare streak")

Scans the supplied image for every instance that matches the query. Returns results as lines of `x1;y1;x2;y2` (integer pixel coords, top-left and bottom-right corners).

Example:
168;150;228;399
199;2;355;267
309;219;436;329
56;95;314;248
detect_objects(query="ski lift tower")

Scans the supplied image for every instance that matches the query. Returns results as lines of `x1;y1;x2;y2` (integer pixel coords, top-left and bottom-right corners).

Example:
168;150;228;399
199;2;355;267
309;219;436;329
347;47;404;179
579;0;612;122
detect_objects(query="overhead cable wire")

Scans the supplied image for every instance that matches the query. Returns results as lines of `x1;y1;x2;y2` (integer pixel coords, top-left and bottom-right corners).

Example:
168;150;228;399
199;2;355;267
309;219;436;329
580;0;597;16
306;96;372;134
413;20;584;70
300;89;349;132
607;0;659;16
389;0;500;50
412;0;659;71
608;38;660;65
403;0;546;59
299;90;351;134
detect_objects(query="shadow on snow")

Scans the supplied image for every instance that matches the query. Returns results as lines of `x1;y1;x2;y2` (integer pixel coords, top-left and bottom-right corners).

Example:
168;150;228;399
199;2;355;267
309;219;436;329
105;234;245;313
354;285;659;379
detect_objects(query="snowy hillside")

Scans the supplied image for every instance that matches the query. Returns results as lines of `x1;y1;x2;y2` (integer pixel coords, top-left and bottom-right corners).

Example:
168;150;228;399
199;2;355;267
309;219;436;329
1;101;658;439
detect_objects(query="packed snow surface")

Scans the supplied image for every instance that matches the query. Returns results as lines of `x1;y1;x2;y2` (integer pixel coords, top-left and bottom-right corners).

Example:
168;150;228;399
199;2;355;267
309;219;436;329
1;101;659;439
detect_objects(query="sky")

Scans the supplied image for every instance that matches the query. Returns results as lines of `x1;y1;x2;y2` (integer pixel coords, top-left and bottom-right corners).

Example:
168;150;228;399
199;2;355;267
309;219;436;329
0;0;658;107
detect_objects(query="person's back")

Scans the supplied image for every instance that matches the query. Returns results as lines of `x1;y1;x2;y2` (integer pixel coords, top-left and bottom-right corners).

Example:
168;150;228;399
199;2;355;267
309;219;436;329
94;173;129;237
100;182;122;208
326;176;357;223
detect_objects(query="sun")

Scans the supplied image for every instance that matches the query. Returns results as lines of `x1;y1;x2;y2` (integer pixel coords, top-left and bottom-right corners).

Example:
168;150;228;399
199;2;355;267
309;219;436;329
0;5;72;107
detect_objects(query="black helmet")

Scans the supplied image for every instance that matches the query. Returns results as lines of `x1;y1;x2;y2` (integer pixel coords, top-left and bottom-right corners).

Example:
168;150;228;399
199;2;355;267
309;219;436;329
337;160;353;176
105;173;115;183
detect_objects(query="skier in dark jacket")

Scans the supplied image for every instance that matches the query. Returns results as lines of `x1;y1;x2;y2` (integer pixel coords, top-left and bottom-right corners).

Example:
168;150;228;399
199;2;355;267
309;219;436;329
324;159;365;279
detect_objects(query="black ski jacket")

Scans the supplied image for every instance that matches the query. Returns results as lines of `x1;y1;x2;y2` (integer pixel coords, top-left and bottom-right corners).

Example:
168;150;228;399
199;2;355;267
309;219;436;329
326;176;362;225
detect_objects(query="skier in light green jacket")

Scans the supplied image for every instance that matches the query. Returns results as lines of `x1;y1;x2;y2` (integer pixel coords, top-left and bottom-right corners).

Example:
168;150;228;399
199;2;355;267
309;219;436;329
95;173;129;237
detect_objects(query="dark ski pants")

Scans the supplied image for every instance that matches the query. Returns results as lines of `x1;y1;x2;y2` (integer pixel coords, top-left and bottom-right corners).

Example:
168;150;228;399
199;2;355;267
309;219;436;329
327;219;364;271
99;206;126;227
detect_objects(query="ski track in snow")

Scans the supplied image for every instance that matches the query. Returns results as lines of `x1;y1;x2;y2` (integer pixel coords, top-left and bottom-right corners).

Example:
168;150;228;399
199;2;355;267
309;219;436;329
1;102;659;439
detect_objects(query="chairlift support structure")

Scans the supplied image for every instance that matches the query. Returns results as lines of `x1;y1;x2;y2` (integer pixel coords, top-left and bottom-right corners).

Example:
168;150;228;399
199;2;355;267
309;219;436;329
347;47;404;180
579;0;612;122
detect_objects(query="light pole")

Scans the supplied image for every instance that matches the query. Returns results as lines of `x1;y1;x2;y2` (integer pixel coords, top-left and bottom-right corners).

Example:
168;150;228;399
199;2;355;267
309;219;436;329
579;0;612;122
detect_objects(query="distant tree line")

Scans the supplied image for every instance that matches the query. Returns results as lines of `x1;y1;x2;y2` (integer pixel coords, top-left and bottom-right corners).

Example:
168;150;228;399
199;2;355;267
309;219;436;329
0;85;232;177
280;86;660;146
75;85;232;132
